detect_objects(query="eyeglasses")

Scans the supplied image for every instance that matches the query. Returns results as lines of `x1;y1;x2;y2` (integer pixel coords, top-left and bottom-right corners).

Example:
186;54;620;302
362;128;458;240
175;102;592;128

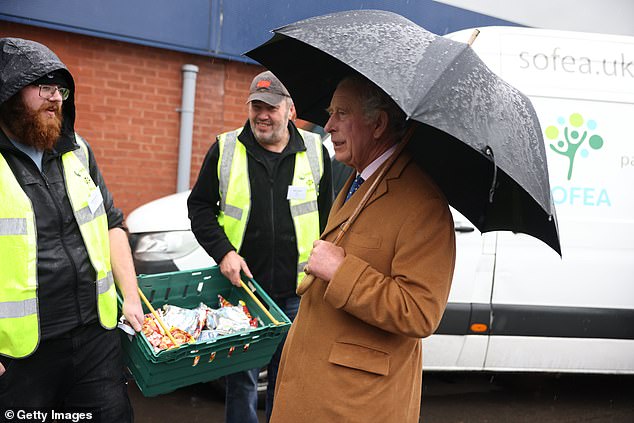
37;84;70;101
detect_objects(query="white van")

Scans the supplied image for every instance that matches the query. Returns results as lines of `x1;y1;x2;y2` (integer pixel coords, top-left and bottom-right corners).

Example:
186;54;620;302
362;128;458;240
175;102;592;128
126;26;634;375
430;26;634;374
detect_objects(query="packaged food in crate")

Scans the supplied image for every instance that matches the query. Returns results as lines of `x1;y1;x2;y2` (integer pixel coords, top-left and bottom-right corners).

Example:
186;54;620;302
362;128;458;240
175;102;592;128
118;266;291;397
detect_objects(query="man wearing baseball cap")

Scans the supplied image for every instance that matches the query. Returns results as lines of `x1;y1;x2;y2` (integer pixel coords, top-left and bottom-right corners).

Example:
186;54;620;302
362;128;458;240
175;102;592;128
188;71;333;422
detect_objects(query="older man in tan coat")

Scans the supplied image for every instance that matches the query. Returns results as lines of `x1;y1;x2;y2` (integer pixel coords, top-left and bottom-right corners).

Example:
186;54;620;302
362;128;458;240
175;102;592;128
270;75;456;423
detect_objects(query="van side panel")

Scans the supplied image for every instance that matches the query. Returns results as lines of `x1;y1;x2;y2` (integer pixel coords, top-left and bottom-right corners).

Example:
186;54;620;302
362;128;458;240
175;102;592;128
440;27;634;374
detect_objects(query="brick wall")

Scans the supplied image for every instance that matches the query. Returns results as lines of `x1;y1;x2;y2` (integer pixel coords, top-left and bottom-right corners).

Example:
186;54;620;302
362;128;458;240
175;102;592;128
0;22;264;216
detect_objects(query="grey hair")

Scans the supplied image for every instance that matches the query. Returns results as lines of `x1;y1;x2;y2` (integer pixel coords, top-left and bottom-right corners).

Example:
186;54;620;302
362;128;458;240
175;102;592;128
338;75;408;142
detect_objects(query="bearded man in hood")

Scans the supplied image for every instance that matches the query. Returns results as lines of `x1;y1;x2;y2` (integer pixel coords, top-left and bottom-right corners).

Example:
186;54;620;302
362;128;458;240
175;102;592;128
0;38;143;422
0;73;64;151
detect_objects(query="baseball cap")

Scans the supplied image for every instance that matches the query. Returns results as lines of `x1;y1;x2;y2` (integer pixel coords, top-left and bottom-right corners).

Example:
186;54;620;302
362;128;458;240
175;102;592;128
247;71;290;105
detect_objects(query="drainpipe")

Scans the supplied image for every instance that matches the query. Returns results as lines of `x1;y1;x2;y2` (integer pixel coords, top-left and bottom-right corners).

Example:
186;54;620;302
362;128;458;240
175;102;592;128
176;64;199;192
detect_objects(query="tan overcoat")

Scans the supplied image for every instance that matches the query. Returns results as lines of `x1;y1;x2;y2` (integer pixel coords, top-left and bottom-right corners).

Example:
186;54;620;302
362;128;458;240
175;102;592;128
270;151;456;423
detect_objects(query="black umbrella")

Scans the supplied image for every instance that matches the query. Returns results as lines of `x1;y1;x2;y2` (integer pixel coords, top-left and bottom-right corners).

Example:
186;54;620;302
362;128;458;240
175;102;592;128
246;9;560;255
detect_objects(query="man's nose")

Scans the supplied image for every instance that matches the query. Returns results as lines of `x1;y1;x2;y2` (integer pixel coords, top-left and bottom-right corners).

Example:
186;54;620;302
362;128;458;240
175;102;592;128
49;88;64;102
324;116;335;132
256;110;270;119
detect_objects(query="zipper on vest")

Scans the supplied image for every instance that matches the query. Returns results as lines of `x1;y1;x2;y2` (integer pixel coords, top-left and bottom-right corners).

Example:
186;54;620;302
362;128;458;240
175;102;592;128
269;178;276;285
42;167;83;322
265;151;295;288
266;151;291;291
41;170;50;189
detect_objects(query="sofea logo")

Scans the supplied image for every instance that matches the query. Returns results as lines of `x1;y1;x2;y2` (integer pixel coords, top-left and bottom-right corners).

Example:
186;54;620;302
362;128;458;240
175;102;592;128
545;113;604;180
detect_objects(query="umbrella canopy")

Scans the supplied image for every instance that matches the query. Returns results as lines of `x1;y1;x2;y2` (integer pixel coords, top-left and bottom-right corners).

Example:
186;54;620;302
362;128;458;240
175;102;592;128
246;9;560;255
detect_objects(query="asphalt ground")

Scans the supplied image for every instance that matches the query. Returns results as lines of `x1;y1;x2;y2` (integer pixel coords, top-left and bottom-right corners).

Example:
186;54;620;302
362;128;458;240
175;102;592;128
129;372;634;422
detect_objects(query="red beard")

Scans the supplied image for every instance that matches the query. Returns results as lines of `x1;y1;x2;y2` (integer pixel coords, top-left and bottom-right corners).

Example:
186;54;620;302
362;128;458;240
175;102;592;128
0;94;63;151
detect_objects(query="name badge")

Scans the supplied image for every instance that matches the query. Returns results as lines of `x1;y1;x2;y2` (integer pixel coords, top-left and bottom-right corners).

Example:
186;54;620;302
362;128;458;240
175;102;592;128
287;185;307;200
88;188;103;215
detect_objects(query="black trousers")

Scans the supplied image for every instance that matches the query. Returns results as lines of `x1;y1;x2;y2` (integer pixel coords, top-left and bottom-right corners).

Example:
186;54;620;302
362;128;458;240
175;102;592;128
0;322;133;423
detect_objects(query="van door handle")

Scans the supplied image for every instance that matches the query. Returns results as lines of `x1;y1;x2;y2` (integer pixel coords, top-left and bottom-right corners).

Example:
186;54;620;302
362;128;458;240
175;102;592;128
454;223;475;233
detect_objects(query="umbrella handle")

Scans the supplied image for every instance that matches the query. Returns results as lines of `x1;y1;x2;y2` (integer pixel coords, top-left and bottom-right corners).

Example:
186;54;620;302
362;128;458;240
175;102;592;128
296;274;315;296
296;123;418;296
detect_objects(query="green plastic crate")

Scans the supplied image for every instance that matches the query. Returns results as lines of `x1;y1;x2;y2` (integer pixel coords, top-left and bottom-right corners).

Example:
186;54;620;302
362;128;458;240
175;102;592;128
119;266;291;397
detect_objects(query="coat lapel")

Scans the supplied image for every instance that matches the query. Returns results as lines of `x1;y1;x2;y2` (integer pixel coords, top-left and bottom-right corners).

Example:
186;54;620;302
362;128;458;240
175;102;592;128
321;151;412;240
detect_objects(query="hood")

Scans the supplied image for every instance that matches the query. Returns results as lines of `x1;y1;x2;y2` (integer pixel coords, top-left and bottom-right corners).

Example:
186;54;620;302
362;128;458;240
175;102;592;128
0;37;77;140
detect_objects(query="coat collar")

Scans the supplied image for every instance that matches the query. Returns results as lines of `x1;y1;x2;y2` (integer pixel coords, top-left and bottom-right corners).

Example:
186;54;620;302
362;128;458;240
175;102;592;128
322;148;412;240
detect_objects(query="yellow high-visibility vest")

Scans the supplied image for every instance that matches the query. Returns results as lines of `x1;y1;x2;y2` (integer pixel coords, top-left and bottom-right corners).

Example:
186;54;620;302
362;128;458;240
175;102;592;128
0;135;116;358
217;128;323;285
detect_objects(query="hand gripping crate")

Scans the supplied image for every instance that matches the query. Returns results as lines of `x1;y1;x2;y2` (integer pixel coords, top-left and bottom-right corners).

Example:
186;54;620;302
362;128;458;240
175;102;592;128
120;266;291;397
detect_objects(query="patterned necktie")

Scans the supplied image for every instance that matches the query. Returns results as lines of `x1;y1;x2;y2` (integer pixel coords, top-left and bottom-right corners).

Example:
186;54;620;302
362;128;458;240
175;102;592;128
345;175;365;202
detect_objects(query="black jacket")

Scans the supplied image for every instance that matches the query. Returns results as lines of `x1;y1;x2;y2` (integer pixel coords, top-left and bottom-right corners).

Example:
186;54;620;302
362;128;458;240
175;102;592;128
0;38;124;342
188;121;333;301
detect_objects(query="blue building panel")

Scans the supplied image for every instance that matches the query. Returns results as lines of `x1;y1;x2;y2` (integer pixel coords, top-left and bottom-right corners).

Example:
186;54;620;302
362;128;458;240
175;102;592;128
0;0;213;51
0;0;518;62
221;0;518;58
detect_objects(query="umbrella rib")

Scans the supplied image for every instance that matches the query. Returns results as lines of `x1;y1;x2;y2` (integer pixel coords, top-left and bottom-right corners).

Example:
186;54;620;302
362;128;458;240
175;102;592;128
410;40;472;121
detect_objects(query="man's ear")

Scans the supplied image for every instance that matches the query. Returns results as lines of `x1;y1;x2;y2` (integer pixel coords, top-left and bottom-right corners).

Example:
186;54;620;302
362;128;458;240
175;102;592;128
289;102;297;121
373;110;388;140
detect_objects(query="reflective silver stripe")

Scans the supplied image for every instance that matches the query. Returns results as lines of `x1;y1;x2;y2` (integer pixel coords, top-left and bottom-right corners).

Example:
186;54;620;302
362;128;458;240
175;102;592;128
0;298;37;318
219;131;238;212
290;200;318;217
0;218;27;235
96;271;114;295
297;261;308;274
303;133;322;192
223;204;243;221
73;134;89;169
75;203;106;225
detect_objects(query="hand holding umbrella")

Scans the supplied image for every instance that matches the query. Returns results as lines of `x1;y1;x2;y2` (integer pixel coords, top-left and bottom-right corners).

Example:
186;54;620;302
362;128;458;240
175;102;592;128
303;240;345;282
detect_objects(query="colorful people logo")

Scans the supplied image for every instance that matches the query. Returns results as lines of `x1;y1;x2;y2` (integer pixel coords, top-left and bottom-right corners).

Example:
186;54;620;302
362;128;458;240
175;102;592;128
546;113;604;180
